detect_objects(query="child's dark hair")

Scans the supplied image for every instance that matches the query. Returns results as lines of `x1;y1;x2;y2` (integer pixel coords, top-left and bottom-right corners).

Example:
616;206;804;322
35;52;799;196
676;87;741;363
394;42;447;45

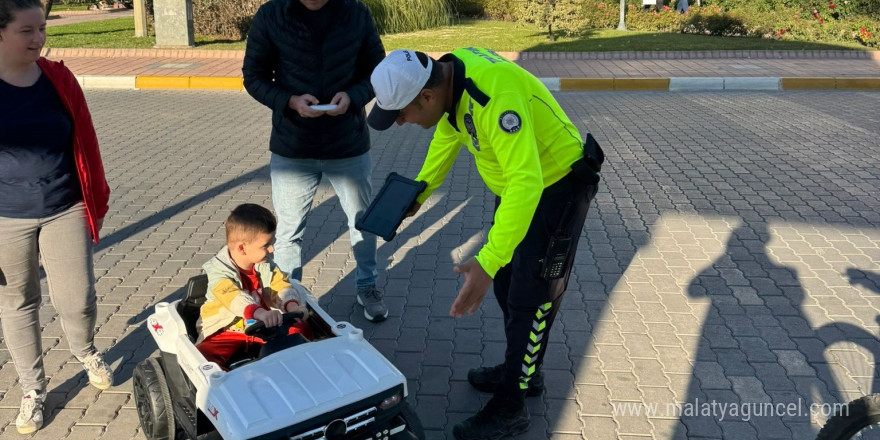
0;0;43;29
225;204;276;243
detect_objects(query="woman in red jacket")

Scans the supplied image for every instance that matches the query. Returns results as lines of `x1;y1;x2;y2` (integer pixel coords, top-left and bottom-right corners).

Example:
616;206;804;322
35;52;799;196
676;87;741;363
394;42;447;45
0;0;113;433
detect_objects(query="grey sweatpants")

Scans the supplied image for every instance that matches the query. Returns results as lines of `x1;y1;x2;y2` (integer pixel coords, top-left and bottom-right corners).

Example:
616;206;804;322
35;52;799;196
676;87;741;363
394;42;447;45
0;202;98;393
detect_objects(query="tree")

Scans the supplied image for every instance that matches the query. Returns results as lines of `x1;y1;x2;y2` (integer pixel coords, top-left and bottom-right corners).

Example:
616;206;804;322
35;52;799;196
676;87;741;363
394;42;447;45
617;0;626;30
520;0;586;40
44;0;53;19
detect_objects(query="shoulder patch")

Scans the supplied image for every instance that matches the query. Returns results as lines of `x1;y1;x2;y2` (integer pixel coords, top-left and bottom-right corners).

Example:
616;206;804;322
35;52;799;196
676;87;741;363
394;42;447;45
499;110;522;134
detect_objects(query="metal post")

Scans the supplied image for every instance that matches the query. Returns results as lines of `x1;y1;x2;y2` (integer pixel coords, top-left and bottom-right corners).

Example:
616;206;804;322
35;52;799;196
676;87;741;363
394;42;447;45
617;0;627;30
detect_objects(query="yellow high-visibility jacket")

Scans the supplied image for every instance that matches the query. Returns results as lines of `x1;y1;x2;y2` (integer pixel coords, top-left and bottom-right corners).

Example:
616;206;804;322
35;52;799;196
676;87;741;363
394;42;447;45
415;47;584;278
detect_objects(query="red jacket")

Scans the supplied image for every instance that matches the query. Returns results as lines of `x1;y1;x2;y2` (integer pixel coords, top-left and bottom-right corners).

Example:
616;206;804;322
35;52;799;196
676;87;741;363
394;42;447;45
37;58;110;244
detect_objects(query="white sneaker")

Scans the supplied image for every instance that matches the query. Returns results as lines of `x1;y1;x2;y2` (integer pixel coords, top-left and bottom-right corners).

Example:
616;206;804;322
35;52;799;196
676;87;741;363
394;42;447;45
16;390;44;434
78;352;114;390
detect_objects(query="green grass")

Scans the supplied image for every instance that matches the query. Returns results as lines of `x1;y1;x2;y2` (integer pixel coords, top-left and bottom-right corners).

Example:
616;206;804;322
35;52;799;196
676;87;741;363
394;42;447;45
382;19;873;52
48;18;154;48
50;4;91;11
46;18;246;49
46;17;873;52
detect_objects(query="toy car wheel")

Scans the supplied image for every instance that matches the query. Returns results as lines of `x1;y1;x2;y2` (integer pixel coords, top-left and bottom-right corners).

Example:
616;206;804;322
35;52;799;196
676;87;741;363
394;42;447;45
394;401;425;440
133;357;176;440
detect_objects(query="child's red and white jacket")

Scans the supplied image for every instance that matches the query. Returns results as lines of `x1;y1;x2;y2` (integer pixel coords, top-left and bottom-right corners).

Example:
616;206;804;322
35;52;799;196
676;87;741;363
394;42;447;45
197;246;310;343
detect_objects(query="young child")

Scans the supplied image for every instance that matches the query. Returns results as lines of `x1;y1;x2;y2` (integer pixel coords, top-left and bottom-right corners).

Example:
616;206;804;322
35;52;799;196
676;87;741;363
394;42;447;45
196;203;311;369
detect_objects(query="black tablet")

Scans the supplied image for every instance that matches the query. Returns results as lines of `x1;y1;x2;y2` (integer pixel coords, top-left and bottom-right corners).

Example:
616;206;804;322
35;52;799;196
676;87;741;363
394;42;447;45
356;173;427;241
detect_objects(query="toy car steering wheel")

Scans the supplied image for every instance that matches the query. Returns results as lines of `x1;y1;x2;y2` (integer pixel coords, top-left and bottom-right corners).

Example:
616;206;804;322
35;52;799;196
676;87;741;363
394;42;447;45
244;311;305;341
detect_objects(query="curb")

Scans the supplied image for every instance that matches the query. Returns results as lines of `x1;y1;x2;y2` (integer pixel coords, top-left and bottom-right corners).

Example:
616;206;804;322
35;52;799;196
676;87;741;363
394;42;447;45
555;77;880;91
135;76;244;90
45;48;880;60
50;8;131;16
75;75;880;91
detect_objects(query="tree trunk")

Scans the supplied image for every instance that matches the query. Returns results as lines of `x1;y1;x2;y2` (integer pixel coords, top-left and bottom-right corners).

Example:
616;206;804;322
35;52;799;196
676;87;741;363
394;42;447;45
44;0;53;19
617;0;626;30
655;0;663;12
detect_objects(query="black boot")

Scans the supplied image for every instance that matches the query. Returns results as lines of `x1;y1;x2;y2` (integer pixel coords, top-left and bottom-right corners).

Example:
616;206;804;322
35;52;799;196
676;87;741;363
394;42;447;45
453;392;530;440
467;364;545;397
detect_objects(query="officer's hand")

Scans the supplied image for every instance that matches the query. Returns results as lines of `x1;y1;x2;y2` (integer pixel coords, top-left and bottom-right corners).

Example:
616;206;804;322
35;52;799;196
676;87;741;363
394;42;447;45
326;91;351;116
450;258;492;318
253;308;283;327
405;202;422;218
288;94;323;118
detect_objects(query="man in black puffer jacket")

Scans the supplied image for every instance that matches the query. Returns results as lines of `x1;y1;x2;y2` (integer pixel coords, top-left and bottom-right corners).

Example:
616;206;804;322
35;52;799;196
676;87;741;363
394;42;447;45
243;0;389;322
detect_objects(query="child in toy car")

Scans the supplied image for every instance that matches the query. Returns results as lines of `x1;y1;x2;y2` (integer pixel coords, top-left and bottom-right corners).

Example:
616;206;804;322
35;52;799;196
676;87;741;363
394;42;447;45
196;203;312;370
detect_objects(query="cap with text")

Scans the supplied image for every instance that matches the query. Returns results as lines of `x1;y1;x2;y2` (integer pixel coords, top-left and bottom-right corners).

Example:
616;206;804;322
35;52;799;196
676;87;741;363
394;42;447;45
367;49;432;131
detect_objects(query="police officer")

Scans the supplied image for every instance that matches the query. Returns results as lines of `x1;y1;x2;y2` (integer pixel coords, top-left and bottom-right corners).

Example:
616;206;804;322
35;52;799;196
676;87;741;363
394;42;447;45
368;48;602;440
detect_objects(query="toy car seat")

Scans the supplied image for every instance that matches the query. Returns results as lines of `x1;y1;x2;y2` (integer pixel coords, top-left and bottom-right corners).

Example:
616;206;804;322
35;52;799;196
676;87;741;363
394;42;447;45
177;274;209;343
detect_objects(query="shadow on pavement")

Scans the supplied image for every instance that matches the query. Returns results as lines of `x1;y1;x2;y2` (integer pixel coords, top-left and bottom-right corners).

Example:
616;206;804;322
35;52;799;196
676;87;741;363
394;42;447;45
97;166;269;252
674;224;880;438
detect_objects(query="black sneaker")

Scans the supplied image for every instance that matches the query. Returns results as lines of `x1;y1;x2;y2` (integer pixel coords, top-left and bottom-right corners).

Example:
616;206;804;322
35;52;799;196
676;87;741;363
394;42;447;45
453;394;530;440
356;285;388;322
467;364;545;397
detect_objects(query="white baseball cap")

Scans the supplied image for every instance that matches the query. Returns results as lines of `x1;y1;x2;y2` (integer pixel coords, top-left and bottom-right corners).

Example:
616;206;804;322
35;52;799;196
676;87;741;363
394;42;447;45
368;49;433;131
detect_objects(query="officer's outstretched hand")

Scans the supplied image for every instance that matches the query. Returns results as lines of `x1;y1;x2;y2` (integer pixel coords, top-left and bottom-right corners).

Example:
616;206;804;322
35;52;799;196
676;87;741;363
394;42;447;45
450;258;492;318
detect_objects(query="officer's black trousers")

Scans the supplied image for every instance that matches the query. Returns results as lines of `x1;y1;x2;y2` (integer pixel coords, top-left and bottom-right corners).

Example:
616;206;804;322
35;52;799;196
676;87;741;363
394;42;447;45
493;171;598;394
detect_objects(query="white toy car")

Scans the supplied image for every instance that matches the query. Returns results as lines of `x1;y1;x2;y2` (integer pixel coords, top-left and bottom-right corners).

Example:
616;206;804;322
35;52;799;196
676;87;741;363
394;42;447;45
133;275;424;440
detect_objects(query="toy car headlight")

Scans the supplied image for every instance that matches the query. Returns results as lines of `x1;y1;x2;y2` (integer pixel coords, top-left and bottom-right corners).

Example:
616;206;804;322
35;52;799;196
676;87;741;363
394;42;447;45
379;392;401;410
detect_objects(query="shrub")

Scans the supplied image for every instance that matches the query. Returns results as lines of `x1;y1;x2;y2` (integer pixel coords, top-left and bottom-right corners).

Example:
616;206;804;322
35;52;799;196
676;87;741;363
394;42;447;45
192;0;262;39
741;3;880;47
626;6;689;32
683;8;749;36
714;0;880;19
856;25;878;47
450;0;486;17
481;0;517;20
787;0;880;19
153;0;452;40
517;0;588;38
712;0;786;13
361;0;452;34
580;1;622;30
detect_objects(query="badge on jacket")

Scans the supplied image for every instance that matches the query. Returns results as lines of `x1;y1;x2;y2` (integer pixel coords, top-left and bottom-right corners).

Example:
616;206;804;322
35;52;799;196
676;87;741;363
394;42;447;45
499;110;521;134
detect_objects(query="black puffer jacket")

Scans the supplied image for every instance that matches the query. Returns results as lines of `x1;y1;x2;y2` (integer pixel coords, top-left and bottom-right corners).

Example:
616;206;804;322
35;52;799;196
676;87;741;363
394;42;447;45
243;0;385;159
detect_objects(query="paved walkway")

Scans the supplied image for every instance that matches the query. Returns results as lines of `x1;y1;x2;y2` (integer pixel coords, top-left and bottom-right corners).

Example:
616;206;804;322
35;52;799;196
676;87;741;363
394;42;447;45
41;48;880;81
0;89;878;439
47;9;133;26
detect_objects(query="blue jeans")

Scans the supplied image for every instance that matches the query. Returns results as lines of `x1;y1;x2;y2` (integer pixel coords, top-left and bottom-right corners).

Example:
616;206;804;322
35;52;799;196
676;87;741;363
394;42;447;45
270;152;377;288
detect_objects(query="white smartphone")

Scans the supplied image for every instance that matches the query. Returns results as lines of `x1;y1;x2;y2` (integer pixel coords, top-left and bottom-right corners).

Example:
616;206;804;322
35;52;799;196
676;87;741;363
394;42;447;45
309;104;338;111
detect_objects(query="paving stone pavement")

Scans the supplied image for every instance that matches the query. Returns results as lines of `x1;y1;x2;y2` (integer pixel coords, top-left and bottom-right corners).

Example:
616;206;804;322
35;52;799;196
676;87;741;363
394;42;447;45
46;9;133;27
43;50;880;80
0;90;878;439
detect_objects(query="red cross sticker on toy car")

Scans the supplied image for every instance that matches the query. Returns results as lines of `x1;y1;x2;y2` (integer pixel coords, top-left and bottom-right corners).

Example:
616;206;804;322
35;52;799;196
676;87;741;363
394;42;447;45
148;318;164;335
